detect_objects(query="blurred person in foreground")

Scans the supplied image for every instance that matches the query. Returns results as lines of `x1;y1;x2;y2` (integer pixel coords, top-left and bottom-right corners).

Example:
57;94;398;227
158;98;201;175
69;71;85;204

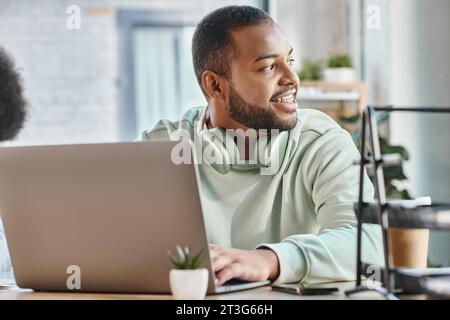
0;46;27;285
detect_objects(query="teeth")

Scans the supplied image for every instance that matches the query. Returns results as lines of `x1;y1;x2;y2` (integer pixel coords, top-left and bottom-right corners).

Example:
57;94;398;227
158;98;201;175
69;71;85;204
272;94;295;104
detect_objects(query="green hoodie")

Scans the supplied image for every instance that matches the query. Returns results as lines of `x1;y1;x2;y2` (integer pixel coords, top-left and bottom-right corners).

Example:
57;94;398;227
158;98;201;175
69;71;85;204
139;106;383;284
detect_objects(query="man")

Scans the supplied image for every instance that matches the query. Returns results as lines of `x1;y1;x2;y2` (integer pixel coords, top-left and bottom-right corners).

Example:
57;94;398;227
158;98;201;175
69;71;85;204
141;6;382;285
0;47;27;284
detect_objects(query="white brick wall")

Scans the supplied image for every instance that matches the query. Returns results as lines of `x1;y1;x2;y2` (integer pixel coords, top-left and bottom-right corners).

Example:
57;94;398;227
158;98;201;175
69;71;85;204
0;0;260;145
1;0;119;145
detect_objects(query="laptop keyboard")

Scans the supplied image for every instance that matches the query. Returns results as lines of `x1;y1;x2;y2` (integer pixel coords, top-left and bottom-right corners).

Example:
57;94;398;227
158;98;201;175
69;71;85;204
222;278;253;286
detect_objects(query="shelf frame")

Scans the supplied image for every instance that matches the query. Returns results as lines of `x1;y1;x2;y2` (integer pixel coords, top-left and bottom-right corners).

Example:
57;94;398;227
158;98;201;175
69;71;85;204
345;105;450;300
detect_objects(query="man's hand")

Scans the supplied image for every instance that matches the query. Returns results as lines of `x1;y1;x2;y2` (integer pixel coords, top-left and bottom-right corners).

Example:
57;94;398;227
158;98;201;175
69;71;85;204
209;244;280;286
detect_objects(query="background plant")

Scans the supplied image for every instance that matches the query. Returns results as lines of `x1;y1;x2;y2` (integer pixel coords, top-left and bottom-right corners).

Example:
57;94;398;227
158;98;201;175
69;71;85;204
327;53;353;68
339;111;412;200
298;58;322;81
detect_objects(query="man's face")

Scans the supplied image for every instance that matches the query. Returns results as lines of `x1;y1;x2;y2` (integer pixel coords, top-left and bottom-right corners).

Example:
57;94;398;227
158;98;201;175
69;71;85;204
226;22;299;131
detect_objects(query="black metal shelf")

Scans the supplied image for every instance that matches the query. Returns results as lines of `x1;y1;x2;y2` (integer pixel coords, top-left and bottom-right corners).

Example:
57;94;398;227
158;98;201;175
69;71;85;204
344;105;450;300
358;203;450;230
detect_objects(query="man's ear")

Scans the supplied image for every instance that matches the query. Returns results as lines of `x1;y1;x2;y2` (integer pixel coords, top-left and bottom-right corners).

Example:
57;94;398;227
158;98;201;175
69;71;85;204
201;71;227;101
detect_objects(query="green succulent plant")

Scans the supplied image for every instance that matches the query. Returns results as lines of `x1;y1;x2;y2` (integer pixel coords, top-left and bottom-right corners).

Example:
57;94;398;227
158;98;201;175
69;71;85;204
327;54;353;68
168;245;205;270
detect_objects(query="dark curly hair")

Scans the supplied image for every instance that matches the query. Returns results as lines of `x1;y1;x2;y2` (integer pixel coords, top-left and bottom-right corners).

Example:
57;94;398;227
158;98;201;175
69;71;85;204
0;47;27;141
192;6;273;96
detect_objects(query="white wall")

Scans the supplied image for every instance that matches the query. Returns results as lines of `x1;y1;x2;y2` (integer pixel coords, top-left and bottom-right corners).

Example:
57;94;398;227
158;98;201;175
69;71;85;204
276;0;350;69
390;0;450;267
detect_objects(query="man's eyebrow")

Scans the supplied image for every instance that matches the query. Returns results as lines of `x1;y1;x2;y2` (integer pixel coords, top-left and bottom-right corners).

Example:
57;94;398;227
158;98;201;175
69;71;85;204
254;48;294;63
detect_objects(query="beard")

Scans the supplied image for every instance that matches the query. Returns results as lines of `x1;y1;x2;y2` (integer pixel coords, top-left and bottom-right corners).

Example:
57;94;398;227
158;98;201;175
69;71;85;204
228;83;297;131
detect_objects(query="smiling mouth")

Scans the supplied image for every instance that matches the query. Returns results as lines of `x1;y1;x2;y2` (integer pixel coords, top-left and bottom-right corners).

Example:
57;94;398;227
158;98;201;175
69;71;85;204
270;89;297;104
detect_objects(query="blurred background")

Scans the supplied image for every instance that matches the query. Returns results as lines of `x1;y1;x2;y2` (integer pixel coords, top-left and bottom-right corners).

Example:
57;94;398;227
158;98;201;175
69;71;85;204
0;0;449;266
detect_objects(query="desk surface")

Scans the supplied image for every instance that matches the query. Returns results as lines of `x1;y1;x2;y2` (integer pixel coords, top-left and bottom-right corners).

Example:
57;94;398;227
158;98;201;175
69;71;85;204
0;281;427;300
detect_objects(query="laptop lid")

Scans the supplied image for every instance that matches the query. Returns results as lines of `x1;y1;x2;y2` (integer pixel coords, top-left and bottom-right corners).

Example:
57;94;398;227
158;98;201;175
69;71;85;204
0;141;219;294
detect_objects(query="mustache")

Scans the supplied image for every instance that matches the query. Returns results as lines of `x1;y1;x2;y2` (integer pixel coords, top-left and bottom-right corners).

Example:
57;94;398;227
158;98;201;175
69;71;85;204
270;85;297;100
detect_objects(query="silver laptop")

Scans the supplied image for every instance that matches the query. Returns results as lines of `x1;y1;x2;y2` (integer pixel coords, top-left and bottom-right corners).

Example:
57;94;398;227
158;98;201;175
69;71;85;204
0;141;269;294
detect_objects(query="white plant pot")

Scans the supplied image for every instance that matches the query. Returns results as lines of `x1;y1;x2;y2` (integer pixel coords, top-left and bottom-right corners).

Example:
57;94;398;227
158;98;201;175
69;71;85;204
169;268;209;300
323;67;357;83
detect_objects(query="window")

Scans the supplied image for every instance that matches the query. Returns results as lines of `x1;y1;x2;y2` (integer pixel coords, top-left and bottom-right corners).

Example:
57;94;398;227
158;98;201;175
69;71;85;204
133;25;204;136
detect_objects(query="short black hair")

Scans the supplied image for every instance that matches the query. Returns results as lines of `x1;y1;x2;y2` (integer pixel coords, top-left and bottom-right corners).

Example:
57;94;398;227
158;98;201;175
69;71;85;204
0;47;27;141
192;5;273;96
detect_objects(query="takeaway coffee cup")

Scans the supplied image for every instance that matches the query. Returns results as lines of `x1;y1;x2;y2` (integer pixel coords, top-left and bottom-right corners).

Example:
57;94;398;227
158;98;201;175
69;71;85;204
387;197;431;269
389;228;429;268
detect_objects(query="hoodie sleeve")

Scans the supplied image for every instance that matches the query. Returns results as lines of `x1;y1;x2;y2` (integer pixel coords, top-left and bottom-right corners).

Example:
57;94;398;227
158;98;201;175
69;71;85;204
259;128;383;284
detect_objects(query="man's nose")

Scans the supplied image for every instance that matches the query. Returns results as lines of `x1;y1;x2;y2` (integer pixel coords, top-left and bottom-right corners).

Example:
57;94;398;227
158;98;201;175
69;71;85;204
279;64;300;87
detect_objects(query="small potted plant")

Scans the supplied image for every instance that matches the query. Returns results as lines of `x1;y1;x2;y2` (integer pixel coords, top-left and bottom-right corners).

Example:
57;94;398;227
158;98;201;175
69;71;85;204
324;53;357;83
298;58;322;81
167;245;208;300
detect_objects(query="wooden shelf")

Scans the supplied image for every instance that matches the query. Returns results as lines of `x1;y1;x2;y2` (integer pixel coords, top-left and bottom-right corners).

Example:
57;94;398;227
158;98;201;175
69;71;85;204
299;81;367;112
299;90;360;102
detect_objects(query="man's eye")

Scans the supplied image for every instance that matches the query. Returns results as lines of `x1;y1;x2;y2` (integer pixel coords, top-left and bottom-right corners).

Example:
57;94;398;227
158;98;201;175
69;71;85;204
288;58;296;66
262;64;276;72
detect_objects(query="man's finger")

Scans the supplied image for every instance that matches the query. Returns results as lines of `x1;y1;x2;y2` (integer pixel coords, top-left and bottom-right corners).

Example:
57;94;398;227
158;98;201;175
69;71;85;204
211;254;234;273
216;263;242;286
208;246;223;260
